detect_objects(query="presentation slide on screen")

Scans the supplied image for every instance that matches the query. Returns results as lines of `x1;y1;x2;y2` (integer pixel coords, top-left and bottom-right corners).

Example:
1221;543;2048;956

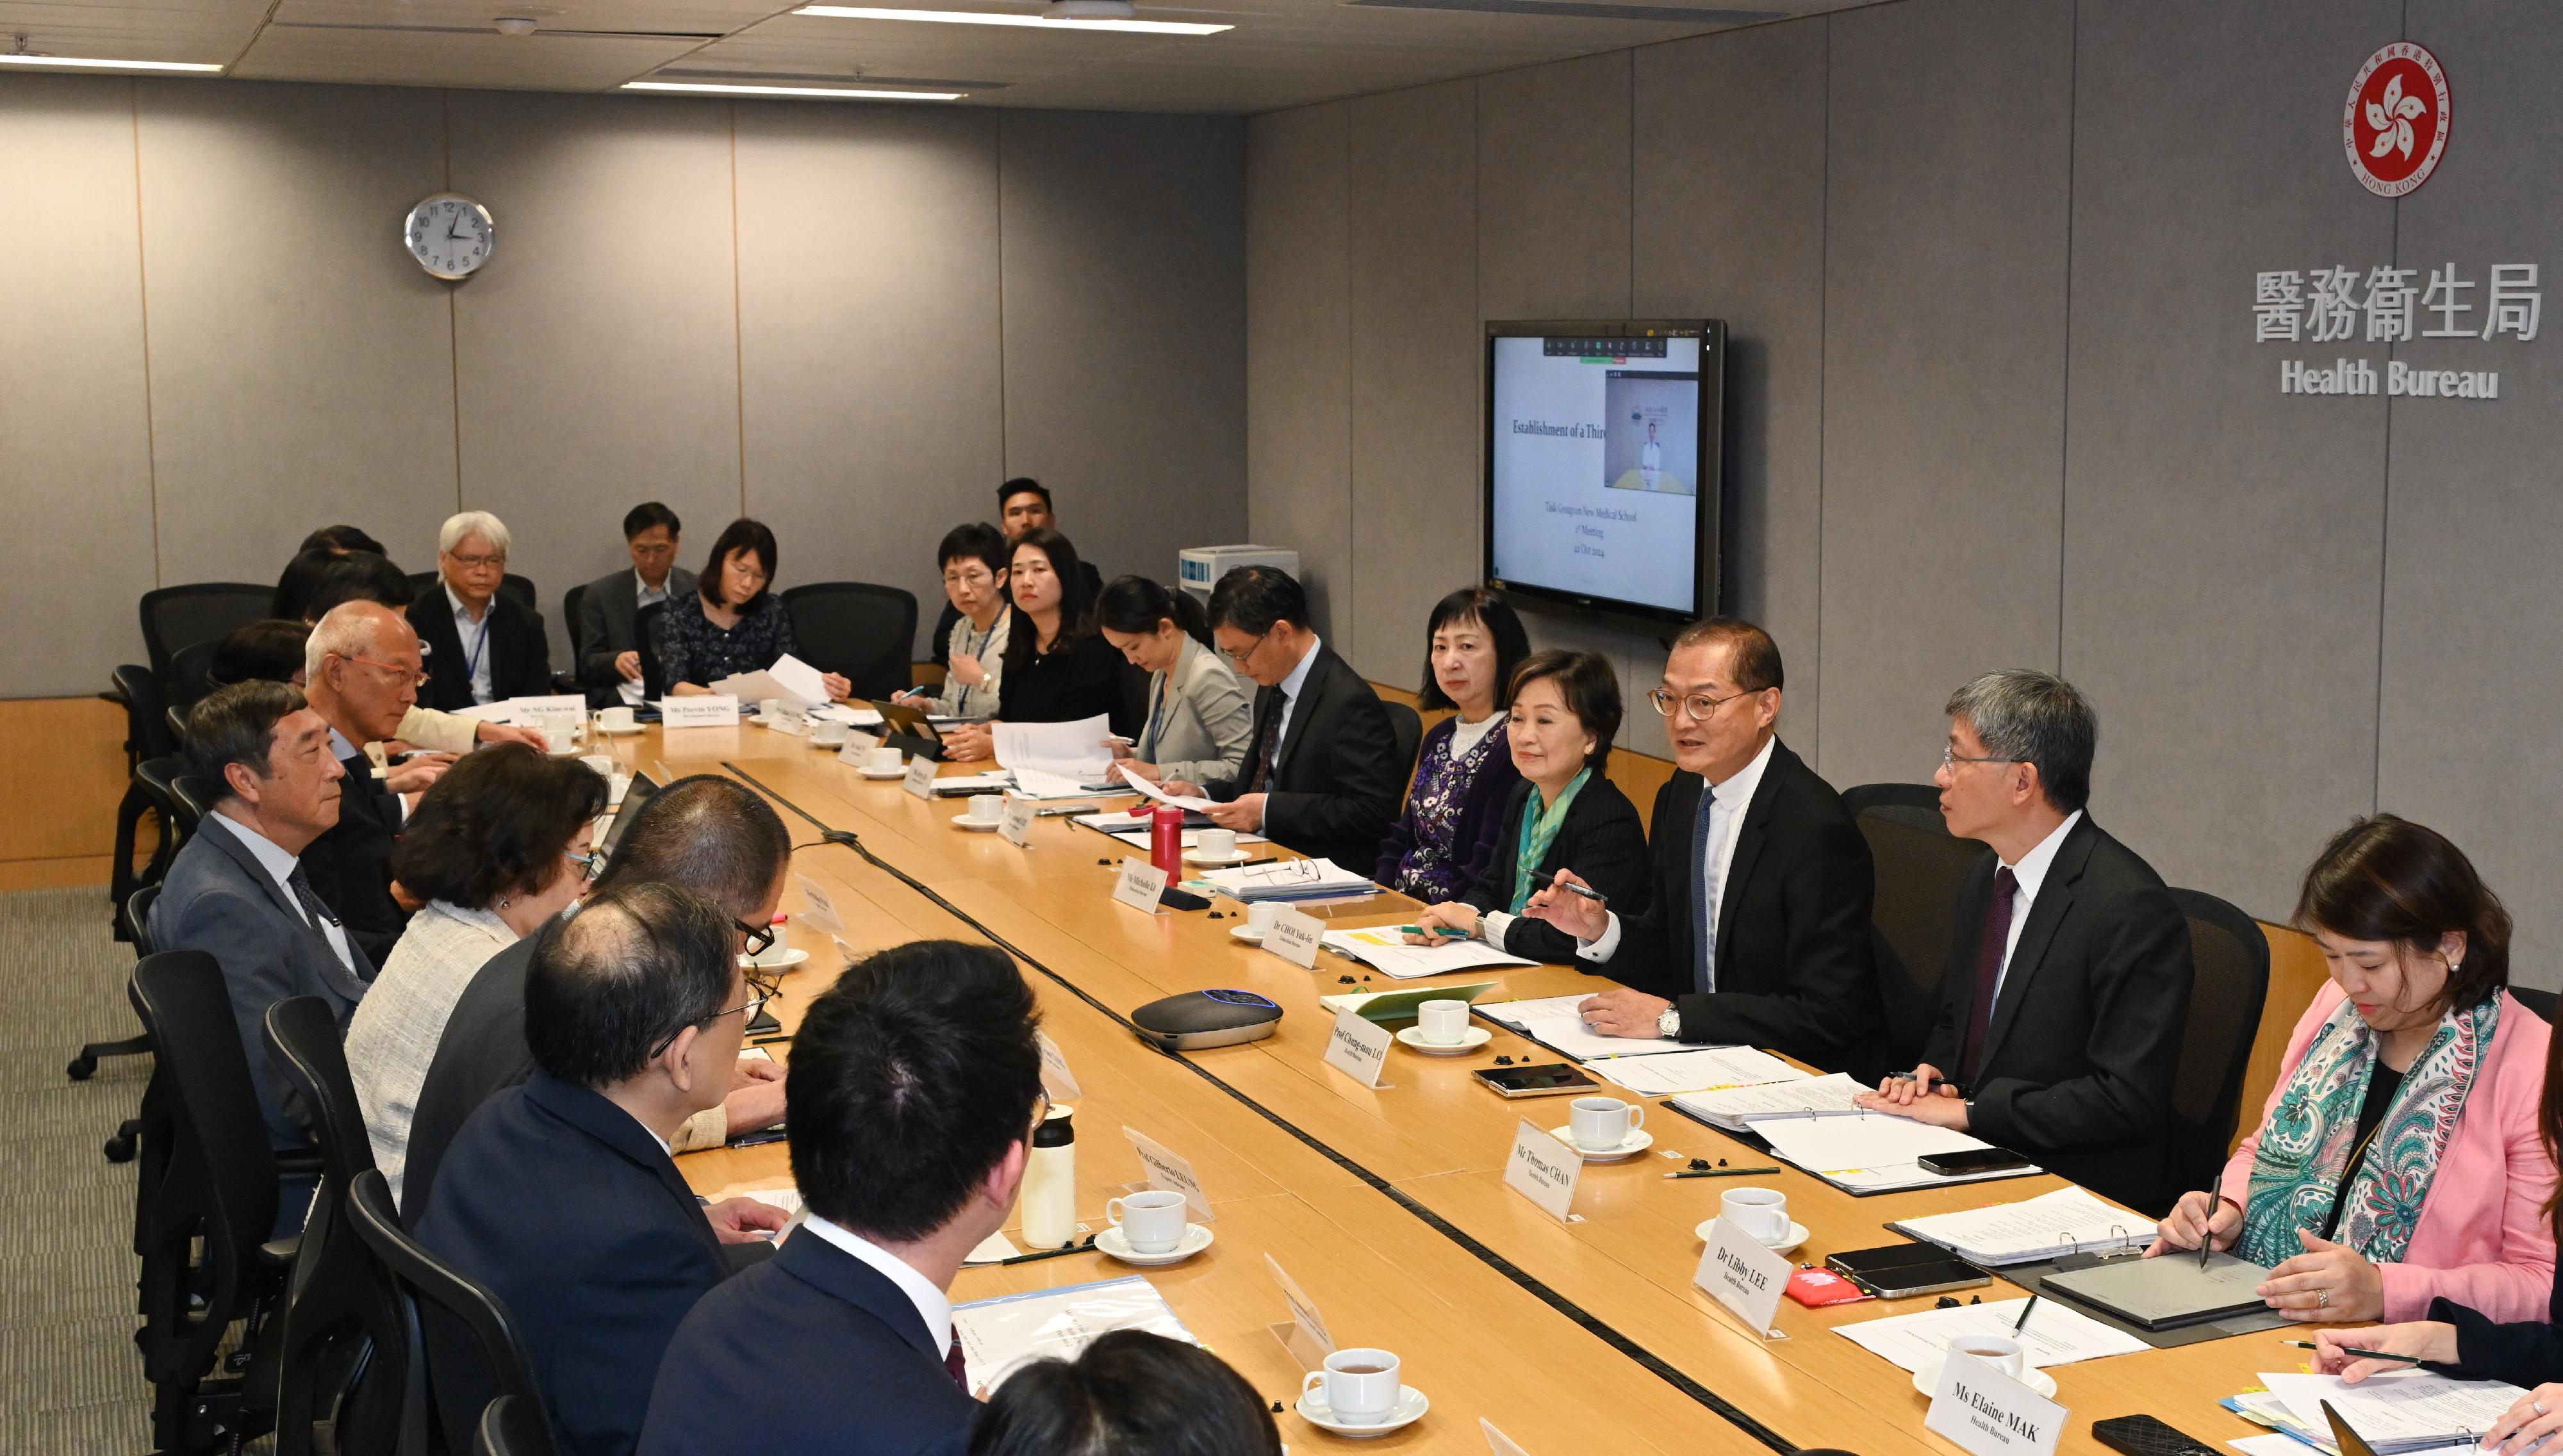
1490;335;1701;613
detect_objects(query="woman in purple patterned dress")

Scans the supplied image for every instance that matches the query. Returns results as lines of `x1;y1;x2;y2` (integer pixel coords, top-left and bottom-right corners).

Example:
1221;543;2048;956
1374;588;1530;901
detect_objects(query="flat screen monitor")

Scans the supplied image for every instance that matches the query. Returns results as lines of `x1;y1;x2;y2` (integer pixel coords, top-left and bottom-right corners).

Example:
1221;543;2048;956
1484;320;1724;624
596;772;660;877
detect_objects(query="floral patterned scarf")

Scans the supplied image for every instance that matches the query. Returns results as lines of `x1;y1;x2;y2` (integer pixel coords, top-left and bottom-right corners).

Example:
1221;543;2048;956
2238;990;2498;1269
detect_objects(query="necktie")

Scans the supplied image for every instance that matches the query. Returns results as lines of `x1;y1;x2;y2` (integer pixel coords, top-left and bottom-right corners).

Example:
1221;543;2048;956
1244;690;1289;794
1959;866;2020;1082
1690;782;1719;995
944;1331;969;1390
285;866;356;976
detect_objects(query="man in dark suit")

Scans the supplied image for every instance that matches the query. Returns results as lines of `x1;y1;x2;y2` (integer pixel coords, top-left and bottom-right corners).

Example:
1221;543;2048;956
151;682;375;1220
575;502;696;704
301;600;448;965
408;509;552;709
412;881;789;1456
1162;566;1402;873
639;939;1044;1456
1858;669;2194;1210
929;479;1102;670
399;776;790;1220
1527;619;1883;1077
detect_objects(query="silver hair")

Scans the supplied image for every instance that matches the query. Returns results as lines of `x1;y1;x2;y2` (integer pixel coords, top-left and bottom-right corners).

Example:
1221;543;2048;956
1944;669;2097;814
438;510;512;557
306;600;406;682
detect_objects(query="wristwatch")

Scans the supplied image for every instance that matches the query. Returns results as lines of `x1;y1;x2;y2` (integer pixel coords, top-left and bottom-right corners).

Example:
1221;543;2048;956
1656;1007;1682;1039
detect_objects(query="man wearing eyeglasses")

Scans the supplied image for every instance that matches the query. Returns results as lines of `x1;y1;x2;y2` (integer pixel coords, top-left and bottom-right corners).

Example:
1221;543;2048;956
300;600;451;965
413;881;792;1456
1524;618;1884;1077
1854;669;2193;1211
408;509;555;711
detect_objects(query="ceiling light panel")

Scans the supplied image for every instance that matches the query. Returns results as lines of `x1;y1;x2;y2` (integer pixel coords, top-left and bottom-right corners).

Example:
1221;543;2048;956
793;6;1232;37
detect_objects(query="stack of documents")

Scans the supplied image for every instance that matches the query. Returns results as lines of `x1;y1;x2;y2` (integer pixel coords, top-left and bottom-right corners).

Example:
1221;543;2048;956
1836;1296;2147;1373
1072;810;1265;851
1671;1070;1867;1127
1756;1115;2043;1194
1008;766;1125;800
1472;995;1689;1061
928;771;1018;797
1320;927;1537;978
954;1276;1202;1395
993;716;1118;783
1587;1047;1808;1097
2255;1371;2530;1455
1199;858;1379;902
714;653;834;709
808;703;885;727
1888;1186;2156;1266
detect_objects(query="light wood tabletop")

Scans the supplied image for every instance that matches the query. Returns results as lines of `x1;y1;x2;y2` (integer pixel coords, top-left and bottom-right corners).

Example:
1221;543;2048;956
602;722;2327;1456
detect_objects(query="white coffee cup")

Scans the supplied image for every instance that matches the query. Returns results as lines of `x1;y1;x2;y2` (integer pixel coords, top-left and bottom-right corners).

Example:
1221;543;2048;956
1945;1334;2025;1380
1246;901;1282;933
1104;1188;1189;1254
749;921;792;966
1719;1186;1790;1244
1301;1348;1401;1426
811;721;850;746
1568;1095;1642;1152
542;724;575;755
1198;827;1239;858
598;706;636;733
758;697;784;721
967;794;1004;824
868;747;903;773
1417;999;1470;1045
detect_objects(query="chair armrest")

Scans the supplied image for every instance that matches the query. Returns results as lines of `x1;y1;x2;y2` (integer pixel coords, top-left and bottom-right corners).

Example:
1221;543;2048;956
258;1236;301;1270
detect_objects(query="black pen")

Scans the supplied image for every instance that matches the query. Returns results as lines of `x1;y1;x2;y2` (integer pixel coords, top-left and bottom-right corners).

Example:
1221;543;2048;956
2198;1182;2217;1270
1527;869;1606;903
2281;1340;2423;1366
2013;1294;2039;1334
996;1236;1098;1266
750;1033;795;1045
1232;856;1280;869
1662;1166;1783;1179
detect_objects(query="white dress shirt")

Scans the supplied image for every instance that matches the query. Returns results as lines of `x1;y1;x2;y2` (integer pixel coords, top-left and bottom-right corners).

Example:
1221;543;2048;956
1576;734;1777;977
1988;810;2082;1002
446;584;496;705
217;807;358;974
1269;635;1323;758
799;1215;956;1355
347;901;518;1206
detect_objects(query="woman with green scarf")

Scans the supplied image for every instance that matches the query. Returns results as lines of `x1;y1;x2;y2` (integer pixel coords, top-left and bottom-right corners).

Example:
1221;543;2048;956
1406;650;1648;963
2147;815;2555;1325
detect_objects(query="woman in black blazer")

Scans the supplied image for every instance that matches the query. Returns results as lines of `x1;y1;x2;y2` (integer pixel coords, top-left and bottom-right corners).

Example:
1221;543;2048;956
1406;650;1648;963
943;529;1133;758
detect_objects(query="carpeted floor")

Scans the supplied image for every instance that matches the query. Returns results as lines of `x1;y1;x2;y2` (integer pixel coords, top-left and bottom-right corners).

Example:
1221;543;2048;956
4;886;159;1452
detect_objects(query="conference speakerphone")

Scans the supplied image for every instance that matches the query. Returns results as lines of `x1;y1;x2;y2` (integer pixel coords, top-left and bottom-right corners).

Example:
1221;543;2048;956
1131;990;1282;1051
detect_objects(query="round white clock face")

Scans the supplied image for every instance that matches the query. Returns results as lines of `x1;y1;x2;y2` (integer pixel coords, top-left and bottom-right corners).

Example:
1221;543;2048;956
405;193;495;280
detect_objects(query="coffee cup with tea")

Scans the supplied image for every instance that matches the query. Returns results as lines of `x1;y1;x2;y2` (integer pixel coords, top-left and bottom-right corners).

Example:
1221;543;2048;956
1301;1348;1402;1427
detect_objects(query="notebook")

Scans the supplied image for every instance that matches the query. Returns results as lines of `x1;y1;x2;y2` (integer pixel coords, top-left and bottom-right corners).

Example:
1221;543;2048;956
2041;1250;2273;1330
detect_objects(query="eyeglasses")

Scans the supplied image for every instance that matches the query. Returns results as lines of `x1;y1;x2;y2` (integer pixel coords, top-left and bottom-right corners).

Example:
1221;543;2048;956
650;970;778;1058
566;847;604;883
735;917;778;958
1220;630;1270;667
448;552;507;571
1648;686;1758;721
1940;744;2019;771
338;654;431;689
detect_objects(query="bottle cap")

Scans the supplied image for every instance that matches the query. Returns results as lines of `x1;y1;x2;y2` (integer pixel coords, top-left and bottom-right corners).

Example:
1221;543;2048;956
1032;1105;1075;1147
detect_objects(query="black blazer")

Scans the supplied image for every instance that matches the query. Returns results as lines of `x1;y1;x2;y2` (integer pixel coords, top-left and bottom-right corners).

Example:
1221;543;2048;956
639;1230;978;1456
2429;1275;2563;1387
575;566;695;689
409;585;553;710
414;1070;734;1456
1916;814;2194;1209
301;744;409;967
402;934;539;1223
1460;775;1649;964
1204;644;1403;874
931;558;1101;667
1586;739;1883;1077
997;630;1134;736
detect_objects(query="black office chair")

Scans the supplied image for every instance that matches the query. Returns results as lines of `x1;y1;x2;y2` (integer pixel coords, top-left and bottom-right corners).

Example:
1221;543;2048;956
2512;986;2558;1022
108;754;192;940
475;1395;554;1456
1381;701;1424;791
345;1168;557;1456
171;773;219;838
2159;887;2271;1219
782;582;918;701
1840;783;1985;1073
129;949;295;1456
636;600;669;699
265;996;406;1456
562;584;590;662
140;582;273;680
165;638;226;716
85;883;165;1164
408;569;536;610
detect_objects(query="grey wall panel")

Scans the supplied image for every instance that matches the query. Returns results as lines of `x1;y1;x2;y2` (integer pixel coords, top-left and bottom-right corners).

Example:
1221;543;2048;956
1476;51;1631;322
736;105;1005;657
1346;79;1476;689
1815;0;2073;791
448;93;743;664
1244;103;1351;640
0;79;158;696
2378;1;2563;981
136;82;456;595
1000;111;1248;613
1633;19;1829;765
2062;1;2396;915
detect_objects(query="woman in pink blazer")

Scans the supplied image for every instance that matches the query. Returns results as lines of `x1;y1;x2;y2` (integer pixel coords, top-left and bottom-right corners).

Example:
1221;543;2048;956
2148;815;2557;1324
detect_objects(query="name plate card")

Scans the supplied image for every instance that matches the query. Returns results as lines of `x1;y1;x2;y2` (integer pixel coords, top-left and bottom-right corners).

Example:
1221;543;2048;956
1264;1254;1337;1371
1694;1215;1791;1339
1033;1029;1084;1100
510;694;589;717
1925;1352;2064;1456
1121;1125;1215;1222
999;793;1036;847
834;731;883;763
794;875;846;936
659;695;741;728
1321;1007;1394;1088
1481;1420;1533;1456
1112;858;1169;914
1261;906;1324;969
1503;1119;1581;1222
902;755;940;799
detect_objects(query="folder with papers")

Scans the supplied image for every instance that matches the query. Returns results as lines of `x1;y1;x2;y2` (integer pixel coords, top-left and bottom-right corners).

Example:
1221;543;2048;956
1887;1186;2157;1266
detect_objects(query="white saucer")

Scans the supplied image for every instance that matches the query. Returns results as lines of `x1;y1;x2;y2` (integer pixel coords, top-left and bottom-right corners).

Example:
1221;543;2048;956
1296;1386;1427;1437
858;765;907;780
810;737;852;751
740;947;811;972
1549;1126;1653;1161
1394;1026;1491;1055
595;724;645;736
1913;1361;2055;1400
1185;847;1257;866
547;744;583;757
951;812;1002;831
1095;1223;1213;1266
1693;1218;1809;1257
1230;925;1267;944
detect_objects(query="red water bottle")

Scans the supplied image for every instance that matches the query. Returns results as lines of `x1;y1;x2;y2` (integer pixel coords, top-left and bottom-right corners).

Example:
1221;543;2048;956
1150;806;1185;877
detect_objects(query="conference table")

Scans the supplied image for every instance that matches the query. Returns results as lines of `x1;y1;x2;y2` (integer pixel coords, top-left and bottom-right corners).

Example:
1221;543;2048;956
597;721;2305;1456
